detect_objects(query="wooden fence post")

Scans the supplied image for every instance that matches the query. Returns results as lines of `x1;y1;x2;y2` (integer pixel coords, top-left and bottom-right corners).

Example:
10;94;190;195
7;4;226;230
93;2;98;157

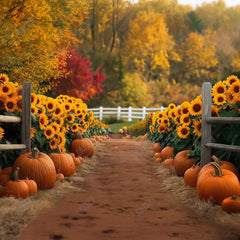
142;107;146;120
128;106;132;122
21;82;31;153
99;106;103;121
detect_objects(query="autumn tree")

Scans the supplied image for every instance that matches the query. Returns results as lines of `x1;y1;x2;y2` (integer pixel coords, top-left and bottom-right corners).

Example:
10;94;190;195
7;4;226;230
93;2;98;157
124;10;180;81
52;50;105;101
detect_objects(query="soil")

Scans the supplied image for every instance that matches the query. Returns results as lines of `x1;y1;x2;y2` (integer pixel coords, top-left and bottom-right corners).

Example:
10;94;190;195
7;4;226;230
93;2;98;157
18;137;240;240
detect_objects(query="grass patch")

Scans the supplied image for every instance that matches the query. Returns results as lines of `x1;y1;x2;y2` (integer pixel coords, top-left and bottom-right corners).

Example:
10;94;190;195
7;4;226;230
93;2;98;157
108;120;137;134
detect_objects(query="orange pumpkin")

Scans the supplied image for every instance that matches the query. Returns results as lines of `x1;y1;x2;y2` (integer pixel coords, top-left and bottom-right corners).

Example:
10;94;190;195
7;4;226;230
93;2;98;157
13;148;56;189
73;156;82;166
196;162;240;205
173;150;195;176
70;131;95;157
221;195;240;213
56;169;64;180
49;147;75;177
3;167;29;199
22;178;38;194
184;164;200;187
1;167;13;177
153;142;161;153
163;158;174;168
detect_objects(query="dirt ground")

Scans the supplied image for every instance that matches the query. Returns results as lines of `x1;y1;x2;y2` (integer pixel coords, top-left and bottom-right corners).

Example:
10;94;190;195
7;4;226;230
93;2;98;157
18;137;240;240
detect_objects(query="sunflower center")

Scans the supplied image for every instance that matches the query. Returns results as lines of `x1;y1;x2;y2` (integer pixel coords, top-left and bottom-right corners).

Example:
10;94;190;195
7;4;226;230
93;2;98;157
230;79;236;84
3;86;9;93
7;102;14;109
234;86;240;93
182;108;188;114
193;104;201;113
217;87;224;93
48;103;54;109
46;129;52;136
55;108;60;114
218;96;224;102
181;128;188;135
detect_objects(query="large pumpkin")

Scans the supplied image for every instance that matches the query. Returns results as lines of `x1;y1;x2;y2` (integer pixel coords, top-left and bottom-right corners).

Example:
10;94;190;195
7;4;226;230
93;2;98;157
13;148;56;189
70;131;95;157
221;196;240;213
49;147;75;177
196;162;240;205
173;150;195;176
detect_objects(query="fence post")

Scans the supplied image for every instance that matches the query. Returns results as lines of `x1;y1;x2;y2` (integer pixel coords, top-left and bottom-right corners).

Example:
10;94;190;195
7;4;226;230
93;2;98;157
99;106;103;121
128;106;132;122
21;82;31;153
117;106;121;120
142;106;146;120
201;82;212;168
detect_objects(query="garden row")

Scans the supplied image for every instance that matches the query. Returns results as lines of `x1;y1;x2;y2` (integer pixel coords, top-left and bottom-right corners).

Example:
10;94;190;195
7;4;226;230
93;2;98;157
127;75;240;214
0;73;109;199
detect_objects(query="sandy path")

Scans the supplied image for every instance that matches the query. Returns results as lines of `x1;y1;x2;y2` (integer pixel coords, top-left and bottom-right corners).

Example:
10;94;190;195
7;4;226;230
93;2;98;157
19;139;240;240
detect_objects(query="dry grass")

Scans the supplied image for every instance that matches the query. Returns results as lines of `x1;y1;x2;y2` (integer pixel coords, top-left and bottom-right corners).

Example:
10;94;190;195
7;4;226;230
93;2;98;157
0;141;103;240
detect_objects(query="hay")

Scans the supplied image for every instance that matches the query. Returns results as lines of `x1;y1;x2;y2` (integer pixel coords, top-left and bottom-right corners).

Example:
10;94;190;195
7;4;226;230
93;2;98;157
0;142;101;240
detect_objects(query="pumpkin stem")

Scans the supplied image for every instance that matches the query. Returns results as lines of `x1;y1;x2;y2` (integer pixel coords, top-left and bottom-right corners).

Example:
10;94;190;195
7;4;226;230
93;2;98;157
30;147;41;159
210;162;224;177
211;155;222;166
12;167;19;182
231;195;237;200
57;146;62;154
76;130;83;139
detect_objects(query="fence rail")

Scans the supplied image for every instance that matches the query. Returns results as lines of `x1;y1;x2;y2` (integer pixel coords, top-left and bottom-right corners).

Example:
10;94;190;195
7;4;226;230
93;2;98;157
201;82;240;167
88;106;166;121
0;82;31;153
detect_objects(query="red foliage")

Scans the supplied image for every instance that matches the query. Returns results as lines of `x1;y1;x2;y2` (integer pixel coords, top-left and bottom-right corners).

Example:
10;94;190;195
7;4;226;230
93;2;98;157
53;49;105;101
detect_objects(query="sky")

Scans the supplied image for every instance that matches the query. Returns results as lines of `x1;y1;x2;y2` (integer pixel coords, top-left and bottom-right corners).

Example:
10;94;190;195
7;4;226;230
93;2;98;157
178;0;240;8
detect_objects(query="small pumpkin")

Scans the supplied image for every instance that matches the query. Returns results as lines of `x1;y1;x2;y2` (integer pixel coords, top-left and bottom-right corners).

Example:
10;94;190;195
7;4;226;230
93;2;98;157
155;157;163;163
221;195;240;213
49;147;75;177
173;150;195;176
3;167;29;199
160;146;174;160
70;131;95;157
184;164;200;187
13;148;56;189
22;178;38;194
153;142;161;153
73;156;82;166
196;162;240;205
163;158;174;168
56;169;64;180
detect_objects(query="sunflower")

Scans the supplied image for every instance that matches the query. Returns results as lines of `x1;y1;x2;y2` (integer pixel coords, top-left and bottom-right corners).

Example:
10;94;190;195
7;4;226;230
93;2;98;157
180;115;191;126
212;81;226;95
162;117;170;127
31;127;36;138
189;98;202;116
229;81;240;96
158;124;167;133
211;105;220;117
0;74;9;84
5;98;16;112
15;96;22;112
31;105;38;115
37;104;46;115
193;120;201;137
225;89;234;104
149;125;155;134
57;134;66;146
176;125;190;139
50;123;60;134
213;93;227;105
63;102;71;112
44;126;55;139
168;103;176;110
180;101;190;115
168;109;176;120
157;118;162;125
46;99;56;112
66;114;75;123
55;117;64;126
79;119;85;126
49;138;58;150
71;123;79;132
0;127;4;140
0;84;13;96
31;93;38;105
53;105;64;117
225;75;239;86
16;85;22;96
231;95;240;106
39;114;49;130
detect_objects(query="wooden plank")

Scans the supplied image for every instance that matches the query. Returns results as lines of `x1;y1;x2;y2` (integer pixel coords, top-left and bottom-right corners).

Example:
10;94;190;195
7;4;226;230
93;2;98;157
200;82;212;167
206;143;240;153
206;117;240;124
0;115;21;123
21;82;31;153
0;144;26;150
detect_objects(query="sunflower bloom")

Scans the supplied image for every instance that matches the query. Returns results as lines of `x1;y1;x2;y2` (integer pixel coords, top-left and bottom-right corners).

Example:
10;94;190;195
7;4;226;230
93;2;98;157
15;96;22;112
57;134;66;146
180;101;191;115
31;93;38;105
31;105;38;115
158;124;167;133
79;119;85;126
168;103;176;110
44;126;55;139
0;127;5;140
0;84;13;96
50;123;60;134
225;75;239;86
55;117;64;126
229;81;240;96
37;104;46;115
212;81;226;95
193;120;202;137
49;138;58;150
0;74;9;84
66;114;75;123
31;127;36;138
211;105;220;117
39;114;49;130
71;123;79;132
189;98;202;116
180;115;191;126
5;98;17;112
213;93;227;105
176;125;190;139
54;105;64;117
63;102;71;112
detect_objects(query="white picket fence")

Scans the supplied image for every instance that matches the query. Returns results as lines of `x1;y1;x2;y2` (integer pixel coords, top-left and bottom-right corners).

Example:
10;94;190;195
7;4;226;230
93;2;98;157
87;106;166;121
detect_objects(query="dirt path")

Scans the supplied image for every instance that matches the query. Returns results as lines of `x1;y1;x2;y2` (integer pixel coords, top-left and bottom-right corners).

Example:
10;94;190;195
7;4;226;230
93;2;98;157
19;139;240;240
